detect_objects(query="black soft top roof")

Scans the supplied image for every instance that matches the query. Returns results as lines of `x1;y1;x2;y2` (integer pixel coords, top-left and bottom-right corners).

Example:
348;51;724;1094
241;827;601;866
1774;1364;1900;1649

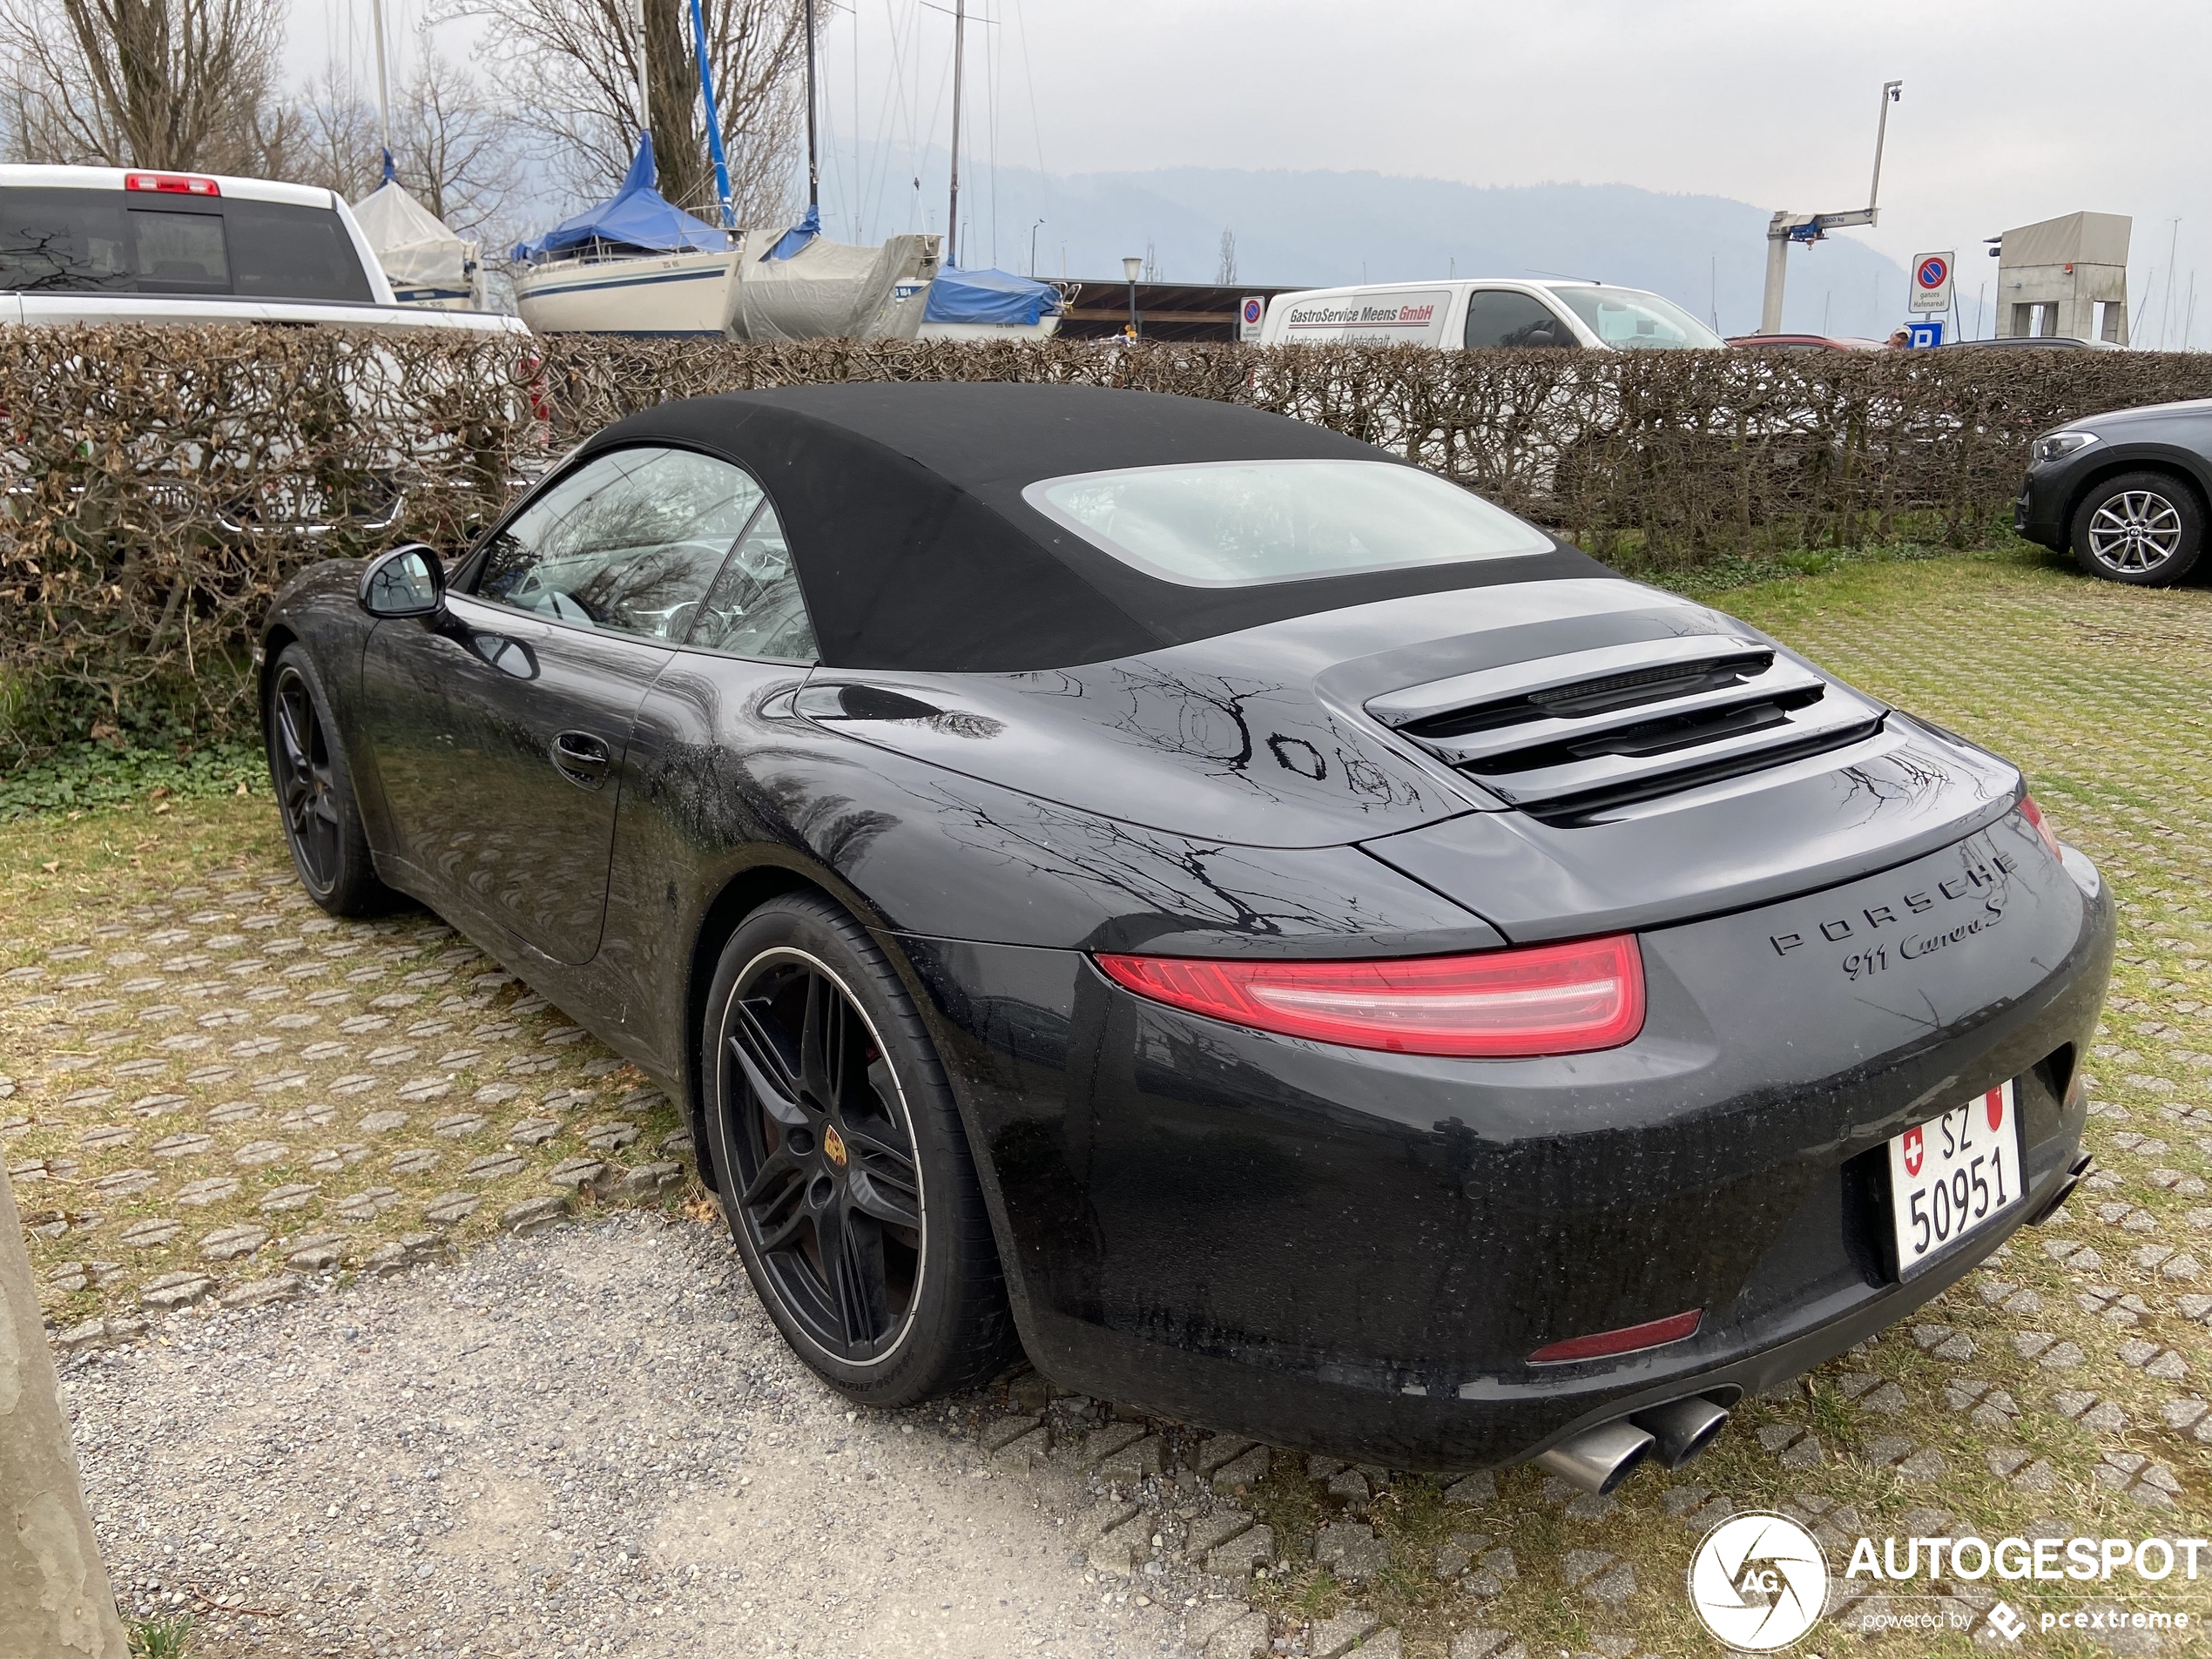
583;382;1605;672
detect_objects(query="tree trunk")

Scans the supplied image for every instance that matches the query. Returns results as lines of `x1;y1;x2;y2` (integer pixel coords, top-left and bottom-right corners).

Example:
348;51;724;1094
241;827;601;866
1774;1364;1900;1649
644;0;705;214
0;1163;126;1659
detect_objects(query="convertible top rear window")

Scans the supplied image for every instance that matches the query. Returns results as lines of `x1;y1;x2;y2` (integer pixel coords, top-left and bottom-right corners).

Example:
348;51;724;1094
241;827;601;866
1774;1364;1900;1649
575;382;1611;673
1023;460;1553;588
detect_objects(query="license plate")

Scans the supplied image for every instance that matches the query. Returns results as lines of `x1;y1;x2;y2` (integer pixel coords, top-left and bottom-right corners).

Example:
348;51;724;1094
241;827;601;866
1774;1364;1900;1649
1887;1082;2023;1280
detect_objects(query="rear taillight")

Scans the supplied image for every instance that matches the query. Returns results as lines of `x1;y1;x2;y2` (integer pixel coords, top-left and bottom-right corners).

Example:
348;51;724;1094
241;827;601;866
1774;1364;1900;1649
1093;934;1646;1058
125;172;220;196
2020;793;2063;861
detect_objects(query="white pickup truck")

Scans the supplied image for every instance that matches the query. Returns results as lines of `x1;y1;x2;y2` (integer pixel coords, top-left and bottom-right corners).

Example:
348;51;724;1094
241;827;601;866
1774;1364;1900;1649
0;163;527;337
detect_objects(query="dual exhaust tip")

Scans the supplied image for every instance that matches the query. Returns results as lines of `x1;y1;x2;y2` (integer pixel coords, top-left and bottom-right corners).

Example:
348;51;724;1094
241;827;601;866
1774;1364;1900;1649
1531;1394;1731;1496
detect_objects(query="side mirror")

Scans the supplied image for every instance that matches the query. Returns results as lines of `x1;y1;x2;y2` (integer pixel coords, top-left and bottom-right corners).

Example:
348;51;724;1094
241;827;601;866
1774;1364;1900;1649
359;543;446;620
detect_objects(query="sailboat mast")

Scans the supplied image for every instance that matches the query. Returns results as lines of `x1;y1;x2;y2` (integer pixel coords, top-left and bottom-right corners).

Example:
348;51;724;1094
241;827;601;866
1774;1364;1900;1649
946;0;964;266
805;0;819;210
369;0;392;158
635;0;651;134
691;0;735;226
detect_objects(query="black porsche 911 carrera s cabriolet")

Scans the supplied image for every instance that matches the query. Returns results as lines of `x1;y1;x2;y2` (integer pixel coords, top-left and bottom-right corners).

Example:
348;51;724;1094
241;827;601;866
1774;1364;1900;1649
261;382;2112;1493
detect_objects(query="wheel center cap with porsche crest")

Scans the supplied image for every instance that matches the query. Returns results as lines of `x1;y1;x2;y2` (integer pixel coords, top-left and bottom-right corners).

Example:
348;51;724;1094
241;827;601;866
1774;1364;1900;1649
823;1126;848;1168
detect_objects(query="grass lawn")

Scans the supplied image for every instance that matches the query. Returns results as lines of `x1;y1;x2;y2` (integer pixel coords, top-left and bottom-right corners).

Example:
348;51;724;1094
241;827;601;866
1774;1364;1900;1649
8;536;2212;1656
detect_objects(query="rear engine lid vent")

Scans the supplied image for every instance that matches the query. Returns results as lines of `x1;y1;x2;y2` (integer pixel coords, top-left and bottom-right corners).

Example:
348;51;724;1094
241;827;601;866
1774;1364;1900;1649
1366;635;1885;821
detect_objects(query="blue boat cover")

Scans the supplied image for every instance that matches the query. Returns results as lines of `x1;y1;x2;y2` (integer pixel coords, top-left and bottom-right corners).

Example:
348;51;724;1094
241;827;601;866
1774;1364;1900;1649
764;203;821;261
923;266;1061;326
510;133;730;262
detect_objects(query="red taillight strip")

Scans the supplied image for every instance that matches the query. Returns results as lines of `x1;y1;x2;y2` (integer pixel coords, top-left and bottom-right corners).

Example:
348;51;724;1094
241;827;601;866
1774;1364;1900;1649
1092;934;1646;1058
2020;793;2062;861
1527;1309;1703;1366
125;172;220;196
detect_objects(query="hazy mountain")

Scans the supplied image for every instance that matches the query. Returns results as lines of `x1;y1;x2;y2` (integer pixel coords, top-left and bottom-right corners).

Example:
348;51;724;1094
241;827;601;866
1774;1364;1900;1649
820;155;1921;341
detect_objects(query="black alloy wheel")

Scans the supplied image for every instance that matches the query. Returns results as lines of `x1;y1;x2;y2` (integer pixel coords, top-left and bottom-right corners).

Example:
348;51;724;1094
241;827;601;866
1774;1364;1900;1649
263;644;395;917
725;951;923;1360
704;894;1016;1404
2071;469;2205;586
271;665;341;887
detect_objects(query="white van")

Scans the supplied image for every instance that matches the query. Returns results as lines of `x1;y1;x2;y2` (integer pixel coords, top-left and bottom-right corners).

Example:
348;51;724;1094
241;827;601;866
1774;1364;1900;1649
1257;278;1724;352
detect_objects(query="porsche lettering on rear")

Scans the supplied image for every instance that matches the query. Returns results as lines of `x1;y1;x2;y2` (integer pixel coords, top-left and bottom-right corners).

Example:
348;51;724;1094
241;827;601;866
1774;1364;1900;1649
1767;845;2020;957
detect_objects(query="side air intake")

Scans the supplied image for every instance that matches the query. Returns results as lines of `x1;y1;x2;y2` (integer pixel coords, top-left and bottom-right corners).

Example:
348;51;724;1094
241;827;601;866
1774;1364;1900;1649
1366;636;1885;822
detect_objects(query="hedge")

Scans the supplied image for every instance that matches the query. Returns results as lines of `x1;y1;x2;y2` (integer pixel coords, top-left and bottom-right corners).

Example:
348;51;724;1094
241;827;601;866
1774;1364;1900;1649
6;326;2212;752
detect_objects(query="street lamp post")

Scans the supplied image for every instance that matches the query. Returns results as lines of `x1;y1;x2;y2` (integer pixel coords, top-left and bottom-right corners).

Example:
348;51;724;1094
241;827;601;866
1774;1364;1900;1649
1029;219;1044;278
1123;255;1143;339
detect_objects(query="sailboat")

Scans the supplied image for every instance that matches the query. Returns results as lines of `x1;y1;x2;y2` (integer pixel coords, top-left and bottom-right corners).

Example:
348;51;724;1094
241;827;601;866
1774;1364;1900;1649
506;0;1061;340
722;0;1056;341
917;265;1062;340
508;134;738;336
721;202;940;341
349;0;482;310
353;152;480;310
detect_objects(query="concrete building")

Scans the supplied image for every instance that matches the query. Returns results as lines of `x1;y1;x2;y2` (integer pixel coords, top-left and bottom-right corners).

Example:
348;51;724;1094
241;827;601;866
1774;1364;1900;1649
1993;212;2130;343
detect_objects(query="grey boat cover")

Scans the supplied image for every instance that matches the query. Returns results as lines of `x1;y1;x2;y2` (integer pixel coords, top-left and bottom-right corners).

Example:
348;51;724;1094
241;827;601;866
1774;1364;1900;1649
722;229;941;341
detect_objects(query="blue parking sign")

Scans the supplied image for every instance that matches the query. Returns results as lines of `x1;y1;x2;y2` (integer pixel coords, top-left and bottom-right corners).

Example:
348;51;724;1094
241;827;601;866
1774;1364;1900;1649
1906;320;1944;348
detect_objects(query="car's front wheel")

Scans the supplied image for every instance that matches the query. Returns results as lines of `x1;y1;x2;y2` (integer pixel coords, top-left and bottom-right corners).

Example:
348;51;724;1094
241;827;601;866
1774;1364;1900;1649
264;644;397;916
702;894;1016;1405
2070;470;2204;585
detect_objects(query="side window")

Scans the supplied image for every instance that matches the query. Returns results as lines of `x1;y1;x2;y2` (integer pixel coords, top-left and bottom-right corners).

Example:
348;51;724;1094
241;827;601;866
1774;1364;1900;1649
474;447;767;644
1463;290;1577;349
686;499;818;663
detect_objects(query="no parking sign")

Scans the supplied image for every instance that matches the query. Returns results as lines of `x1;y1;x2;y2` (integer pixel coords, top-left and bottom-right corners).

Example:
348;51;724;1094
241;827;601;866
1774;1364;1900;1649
1910;251;1954;314
1239;295;1265;342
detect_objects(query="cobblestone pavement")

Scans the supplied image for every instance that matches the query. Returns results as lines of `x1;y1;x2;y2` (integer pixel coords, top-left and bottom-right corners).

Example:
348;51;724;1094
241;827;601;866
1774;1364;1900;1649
17;547;2212;1656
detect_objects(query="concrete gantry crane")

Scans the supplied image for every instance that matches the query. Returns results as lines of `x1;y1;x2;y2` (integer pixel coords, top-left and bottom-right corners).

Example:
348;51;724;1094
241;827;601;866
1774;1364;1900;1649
1759;81;1903;335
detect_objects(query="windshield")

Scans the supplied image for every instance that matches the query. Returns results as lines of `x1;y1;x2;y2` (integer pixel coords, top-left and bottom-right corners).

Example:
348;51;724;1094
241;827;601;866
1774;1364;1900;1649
1023;459;1554;588
1545;285;1724;350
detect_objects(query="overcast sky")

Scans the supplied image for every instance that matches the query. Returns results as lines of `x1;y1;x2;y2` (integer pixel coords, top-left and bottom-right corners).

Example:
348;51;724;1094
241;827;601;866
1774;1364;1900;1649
298;0;2212;343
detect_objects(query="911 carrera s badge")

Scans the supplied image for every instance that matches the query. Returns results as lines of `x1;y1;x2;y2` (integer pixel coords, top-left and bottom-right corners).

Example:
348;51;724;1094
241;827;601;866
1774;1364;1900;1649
1900;1125;1925;1177
823;1127;848;1167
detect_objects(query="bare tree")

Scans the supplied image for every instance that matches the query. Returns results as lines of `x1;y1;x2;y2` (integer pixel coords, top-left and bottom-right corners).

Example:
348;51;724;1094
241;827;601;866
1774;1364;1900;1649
1216;229;1236;287
277;44;518;245
0;0;287;171
276;67;382;199
449;0;809;227
393;51;521;239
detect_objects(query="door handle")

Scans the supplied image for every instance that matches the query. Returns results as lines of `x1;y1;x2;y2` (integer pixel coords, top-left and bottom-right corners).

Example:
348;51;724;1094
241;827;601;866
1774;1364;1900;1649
551;730;612;790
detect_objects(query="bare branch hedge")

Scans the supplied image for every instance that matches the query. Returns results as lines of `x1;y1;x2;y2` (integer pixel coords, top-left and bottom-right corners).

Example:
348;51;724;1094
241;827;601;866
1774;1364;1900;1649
8;325;2212;752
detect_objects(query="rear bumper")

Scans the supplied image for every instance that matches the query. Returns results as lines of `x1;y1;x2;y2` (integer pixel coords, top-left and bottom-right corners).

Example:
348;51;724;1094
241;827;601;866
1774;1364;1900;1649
900;813;2114;1470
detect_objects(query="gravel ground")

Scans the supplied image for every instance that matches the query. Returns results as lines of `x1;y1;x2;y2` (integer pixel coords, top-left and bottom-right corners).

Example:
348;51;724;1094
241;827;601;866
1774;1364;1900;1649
65;1210;1194;1659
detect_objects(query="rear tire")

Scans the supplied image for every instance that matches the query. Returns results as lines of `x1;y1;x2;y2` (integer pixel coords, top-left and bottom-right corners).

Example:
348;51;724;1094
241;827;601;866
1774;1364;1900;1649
702;893;1017;1406
264;644;398;917
2069;470;2204;585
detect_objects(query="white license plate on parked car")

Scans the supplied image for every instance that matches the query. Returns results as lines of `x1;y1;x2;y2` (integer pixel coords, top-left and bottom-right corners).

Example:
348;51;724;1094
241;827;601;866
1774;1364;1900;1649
1888;1081;2023;1280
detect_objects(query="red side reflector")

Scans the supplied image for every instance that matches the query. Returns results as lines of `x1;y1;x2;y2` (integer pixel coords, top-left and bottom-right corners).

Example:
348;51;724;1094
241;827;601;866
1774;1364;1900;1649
125;172;220;196
1527;1309;1703;1366
1093;934;1645;1058
2020;793;2062;862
